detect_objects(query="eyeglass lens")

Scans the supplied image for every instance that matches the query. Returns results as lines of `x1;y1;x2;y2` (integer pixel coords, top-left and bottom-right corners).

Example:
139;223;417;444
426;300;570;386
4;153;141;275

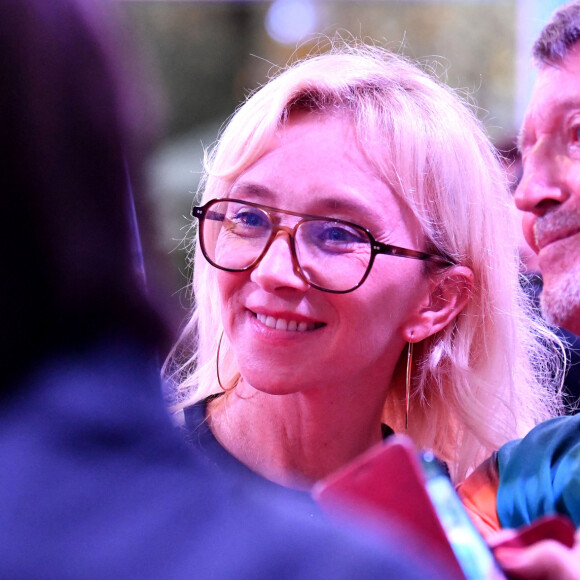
200;199;373;292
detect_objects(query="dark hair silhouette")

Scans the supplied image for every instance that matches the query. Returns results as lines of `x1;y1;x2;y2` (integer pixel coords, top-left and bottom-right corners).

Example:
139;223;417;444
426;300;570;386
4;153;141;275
0;0;170;388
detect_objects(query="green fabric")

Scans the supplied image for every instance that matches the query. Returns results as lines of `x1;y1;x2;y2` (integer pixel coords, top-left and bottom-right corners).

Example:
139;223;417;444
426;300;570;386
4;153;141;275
496;415;580;529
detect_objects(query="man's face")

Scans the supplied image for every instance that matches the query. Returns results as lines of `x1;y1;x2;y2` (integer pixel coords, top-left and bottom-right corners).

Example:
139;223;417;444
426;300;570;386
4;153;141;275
515;44;580;335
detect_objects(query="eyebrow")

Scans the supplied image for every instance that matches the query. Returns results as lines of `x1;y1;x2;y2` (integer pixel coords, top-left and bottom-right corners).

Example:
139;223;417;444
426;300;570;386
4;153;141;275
552;98;580;112
229;182;271;199
229;181;377;222
518;98;580;153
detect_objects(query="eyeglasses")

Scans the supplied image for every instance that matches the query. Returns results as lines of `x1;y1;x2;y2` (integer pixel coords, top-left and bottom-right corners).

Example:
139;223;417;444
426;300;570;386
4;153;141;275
192;198;455;294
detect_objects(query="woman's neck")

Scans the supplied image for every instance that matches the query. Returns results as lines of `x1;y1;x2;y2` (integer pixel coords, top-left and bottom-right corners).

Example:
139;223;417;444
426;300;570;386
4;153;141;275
207;378;388;490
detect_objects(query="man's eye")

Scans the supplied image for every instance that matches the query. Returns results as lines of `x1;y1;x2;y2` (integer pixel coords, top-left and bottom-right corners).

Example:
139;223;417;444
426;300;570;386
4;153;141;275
571;124;580;143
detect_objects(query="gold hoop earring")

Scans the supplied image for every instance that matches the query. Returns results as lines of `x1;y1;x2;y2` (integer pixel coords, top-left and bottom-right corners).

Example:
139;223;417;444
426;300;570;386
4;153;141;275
405;338;414;430
216;330;240;392
216;329;226;391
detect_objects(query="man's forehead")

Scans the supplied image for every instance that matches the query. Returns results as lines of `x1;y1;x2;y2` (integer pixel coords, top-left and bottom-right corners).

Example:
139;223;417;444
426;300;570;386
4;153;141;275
518;66;580;152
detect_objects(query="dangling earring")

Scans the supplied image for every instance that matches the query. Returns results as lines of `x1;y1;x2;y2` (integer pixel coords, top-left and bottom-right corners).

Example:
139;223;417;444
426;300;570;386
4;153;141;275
216;329;226;391
405;337;414;430
216;329;240;392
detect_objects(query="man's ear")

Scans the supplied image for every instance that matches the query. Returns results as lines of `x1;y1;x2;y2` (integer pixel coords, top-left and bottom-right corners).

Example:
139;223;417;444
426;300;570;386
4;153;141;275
402;266;474;343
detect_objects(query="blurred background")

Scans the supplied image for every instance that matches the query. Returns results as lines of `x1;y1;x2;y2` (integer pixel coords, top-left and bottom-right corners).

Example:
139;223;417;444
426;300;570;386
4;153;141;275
116;0;567;299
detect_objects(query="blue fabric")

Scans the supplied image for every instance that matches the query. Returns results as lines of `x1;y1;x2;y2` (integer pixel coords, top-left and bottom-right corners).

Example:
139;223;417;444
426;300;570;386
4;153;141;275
497;414;580;529
0;336;451;579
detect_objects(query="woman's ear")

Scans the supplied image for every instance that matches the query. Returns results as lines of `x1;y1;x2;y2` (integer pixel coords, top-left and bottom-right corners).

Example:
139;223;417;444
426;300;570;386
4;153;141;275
402;266;473;343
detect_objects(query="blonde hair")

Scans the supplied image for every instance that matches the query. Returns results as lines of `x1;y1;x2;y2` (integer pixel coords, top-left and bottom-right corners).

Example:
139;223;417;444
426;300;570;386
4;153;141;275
165;42;563;482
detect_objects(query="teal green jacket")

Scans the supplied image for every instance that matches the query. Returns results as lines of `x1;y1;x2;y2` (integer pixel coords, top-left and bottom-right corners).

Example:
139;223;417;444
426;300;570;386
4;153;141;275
457;414;579;536
497;414;580;529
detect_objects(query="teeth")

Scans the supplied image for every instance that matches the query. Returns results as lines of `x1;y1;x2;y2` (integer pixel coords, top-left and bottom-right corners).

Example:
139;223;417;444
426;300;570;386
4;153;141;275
256;313;317;332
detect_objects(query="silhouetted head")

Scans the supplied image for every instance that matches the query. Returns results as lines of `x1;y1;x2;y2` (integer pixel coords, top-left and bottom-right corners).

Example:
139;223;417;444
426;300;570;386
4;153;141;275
0;0;170;388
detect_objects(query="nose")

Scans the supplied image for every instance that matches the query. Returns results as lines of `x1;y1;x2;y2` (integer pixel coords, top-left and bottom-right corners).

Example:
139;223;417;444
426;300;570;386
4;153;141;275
514;142;568;217
250;231;310;293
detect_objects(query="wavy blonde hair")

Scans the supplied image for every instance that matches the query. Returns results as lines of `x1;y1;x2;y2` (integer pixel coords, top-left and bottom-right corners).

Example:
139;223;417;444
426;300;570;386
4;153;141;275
164;41;564;482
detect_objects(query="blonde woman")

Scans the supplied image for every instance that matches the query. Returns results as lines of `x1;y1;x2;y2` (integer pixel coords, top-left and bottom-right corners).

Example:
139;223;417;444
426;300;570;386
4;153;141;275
166;42;563;489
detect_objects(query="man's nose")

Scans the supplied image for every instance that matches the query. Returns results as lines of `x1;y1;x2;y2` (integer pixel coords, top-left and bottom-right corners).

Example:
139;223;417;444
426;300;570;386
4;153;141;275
514;144;567;216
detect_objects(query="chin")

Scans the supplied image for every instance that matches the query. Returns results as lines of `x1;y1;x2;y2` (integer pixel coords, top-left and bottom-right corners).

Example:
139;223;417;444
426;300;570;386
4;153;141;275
240;367;306;396
540;266;580;335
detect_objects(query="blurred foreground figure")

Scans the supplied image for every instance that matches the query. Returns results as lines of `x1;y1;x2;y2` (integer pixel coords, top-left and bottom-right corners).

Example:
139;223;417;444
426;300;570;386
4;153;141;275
0;0;453;578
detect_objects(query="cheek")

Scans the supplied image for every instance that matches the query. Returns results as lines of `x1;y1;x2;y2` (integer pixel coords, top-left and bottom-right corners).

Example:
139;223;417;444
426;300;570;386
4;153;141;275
216;271;245;328
332;290;410;375
567;163;580;195
344;269;426;338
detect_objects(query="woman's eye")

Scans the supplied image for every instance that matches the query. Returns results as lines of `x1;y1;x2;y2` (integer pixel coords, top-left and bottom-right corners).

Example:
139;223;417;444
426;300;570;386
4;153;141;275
306;222;367;247
234;209;269;228
324;226;359;243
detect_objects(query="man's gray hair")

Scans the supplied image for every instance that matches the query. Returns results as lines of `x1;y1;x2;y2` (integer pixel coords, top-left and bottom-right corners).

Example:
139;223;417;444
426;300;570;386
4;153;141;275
533;1;580;65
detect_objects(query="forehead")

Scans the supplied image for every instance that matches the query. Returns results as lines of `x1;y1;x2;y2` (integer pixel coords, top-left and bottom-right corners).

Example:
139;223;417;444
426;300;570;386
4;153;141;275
232;114;388;212
521;46;580;145
229;113;421;241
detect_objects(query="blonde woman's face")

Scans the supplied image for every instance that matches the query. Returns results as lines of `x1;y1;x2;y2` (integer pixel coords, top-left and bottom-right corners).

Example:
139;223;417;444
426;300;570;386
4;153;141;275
216;113;433;397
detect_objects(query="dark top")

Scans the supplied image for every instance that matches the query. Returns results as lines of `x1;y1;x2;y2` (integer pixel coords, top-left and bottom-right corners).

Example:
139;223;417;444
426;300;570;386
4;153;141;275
0;336;450;579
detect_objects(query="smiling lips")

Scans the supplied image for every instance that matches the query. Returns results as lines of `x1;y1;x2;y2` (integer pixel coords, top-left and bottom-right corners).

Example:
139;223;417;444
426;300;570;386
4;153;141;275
255;312;324;332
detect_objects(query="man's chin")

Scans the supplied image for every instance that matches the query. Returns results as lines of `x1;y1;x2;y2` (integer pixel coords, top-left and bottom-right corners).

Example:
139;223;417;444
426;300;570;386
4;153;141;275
540;269;580;336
